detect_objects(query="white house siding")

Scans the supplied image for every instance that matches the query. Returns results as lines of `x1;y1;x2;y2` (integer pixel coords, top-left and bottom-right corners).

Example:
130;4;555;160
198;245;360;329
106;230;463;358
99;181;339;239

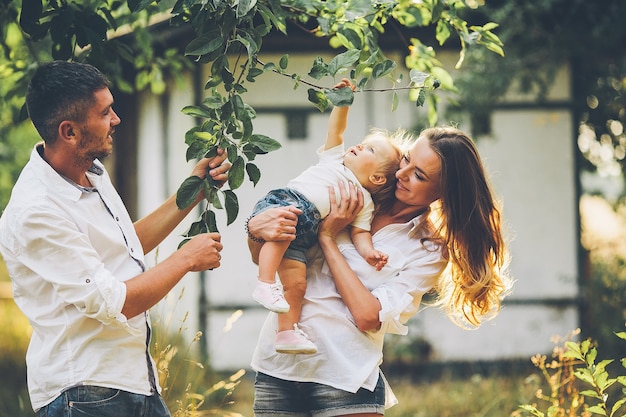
134;52;579;369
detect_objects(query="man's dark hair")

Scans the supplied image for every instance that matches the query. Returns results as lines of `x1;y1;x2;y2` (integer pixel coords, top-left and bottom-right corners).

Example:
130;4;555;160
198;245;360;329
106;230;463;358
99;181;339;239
26;61;110;144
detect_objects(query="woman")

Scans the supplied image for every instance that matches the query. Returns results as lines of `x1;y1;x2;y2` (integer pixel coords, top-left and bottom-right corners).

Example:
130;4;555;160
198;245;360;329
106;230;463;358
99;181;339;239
245;126;512;417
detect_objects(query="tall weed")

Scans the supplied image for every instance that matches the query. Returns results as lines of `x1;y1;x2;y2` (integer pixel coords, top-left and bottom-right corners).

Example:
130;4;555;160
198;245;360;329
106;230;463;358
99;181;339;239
513;328;626;417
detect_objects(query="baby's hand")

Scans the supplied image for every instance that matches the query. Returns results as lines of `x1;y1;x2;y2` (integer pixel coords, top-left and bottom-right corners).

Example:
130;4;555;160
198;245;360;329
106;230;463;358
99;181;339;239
365;250;388;271
333;77;356;92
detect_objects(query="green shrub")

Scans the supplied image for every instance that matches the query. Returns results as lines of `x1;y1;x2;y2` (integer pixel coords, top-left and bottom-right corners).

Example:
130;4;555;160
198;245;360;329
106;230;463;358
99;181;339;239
513;328;626;417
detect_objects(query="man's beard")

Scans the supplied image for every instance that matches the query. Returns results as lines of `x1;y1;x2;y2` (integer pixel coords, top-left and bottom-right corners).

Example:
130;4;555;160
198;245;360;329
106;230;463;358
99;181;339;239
77;132;113;165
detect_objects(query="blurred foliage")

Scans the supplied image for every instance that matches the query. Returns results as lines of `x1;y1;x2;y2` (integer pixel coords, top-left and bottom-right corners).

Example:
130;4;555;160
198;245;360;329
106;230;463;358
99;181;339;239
580;195;626;360
453;0;626;183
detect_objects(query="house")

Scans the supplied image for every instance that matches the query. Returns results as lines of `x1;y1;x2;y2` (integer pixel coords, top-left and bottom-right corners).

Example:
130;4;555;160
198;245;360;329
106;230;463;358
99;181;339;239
110;24;580;371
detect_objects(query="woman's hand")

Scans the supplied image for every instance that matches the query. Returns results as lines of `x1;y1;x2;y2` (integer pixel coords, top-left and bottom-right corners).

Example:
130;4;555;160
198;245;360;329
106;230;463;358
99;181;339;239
318;181;364;242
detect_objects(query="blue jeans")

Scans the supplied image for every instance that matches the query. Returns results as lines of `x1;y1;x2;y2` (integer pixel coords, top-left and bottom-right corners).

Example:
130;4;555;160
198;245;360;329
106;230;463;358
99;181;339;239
252;188;322;264
35;386;170;417
253;372;385;417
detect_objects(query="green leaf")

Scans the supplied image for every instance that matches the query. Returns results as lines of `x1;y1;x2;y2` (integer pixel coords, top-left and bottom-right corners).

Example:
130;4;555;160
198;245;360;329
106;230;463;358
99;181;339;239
247;67;264;82
205;182;223;209
237;0;257;18
127;0;154;12
578;390;602;400
185;31;224;56
393;7;425;28
574;369;595;385
176;176;203;209
586;405;607;415
250;134;282;152
231;94;246;119
246;162;261;186
202;209;219;233
325;86;354;107
258;1;286;34
235;30;259;61
223;190;239;225
391;91;398;112
372;59;396;79
415;89;426;107
611;398;626;416
279;54;289;70
307;89;330;112
328;49;361;76
435;20;451;45
186;139;212;162
337;26;362;49
228;156;245;190
309;58;329;80
182;105;213;118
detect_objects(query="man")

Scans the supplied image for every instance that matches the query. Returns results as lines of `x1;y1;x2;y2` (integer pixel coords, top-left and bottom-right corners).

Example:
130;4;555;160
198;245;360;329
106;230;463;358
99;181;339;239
0;61;228;416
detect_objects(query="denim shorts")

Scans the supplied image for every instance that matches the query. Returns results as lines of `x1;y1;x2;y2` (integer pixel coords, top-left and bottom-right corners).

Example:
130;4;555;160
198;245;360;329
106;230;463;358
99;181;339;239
253;372;385;417
35;386;170;417
252;188;322;264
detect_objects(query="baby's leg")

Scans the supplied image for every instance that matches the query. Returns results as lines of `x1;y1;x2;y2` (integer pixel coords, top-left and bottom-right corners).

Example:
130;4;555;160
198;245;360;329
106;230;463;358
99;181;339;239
253;241;291;313
276;258;307;332
258;241;291;284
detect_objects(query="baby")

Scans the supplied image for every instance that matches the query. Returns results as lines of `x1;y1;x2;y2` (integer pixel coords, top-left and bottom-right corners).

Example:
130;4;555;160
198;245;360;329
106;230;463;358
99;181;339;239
250;78;402;354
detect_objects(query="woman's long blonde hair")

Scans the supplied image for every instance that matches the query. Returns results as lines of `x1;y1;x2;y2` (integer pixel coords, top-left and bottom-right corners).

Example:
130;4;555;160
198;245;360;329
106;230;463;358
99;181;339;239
424;127;512;328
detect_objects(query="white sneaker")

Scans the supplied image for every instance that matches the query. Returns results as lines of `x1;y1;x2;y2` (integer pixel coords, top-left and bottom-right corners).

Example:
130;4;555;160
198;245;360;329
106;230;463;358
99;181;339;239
275;323;318;354
252;281;290;313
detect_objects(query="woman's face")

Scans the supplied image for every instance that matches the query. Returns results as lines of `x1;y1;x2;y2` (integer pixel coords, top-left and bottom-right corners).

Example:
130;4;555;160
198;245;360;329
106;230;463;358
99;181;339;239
394;136;442;208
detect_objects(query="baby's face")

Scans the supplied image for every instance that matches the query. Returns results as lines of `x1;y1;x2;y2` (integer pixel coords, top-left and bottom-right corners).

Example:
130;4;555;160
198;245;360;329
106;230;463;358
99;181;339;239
343;137;397;186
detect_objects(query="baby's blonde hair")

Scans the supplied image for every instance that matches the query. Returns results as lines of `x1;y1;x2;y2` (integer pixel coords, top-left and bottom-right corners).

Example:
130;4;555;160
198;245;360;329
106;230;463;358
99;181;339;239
364;128;411;212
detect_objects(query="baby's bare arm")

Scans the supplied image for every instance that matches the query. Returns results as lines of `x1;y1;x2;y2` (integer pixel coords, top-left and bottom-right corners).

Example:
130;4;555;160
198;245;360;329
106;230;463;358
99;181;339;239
350;227;388;271
324;78;355;150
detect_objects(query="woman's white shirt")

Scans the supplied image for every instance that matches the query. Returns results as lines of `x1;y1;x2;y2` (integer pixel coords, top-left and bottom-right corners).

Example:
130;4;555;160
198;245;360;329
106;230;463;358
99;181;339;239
250;213;447;399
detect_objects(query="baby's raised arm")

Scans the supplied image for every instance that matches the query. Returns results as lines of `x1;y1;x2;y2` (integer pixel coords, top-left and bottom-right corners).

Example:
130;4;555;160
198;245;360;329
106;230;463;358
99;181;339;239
324;78;356;151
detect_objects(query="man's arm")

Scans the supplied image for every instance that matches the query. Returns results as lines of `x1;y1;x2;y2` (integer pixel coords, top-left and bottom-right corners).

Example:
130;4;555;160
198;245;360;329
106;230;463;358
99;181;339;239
122;232;222;318
134;150;230;254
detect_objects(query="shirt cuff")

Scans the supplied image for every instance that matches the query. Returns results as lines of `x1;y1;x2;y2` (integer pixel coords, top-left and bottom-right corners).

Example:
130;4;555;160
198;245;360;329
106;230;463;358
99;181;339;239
92;270;128;324
373;289;414;335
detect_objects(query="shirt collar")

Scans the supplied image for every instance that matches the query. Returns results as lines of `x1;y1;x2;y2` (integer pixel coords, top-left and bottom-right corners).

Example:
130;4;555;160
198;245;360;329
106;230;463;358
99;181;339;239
32;143;104;201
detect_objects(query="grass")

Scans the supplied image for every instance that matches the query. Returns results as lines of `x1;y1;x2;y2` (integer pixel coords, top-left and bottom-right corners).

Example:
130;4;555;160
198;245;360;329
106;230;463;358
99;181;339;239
193;370;538;417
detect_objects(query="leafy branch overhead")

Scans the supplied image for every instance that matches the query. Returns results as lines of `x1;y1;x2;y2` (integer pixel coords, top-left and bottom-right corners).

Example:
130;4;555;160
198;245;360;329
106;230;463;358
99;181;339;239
4;0;504;238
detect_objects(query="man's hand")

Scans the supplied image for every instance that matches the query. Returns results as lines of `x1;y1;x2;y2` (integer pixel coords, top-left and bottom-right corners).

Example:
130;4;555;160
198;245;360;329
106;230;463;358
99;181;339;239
191;148;231;185
248;206;302;242
179;232;223;271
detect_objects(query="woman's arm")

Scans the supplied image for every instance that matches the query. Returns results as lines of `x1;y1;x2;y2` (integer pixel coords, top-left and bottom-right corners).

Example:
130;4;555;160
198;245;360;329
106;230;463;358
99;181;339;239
317;182;383;332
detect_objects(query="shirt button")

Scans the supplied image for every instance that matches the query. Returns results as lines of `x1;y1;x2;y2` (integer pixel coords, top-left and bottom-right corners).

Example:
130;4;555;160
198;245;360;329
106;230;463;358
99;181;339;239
86;279;91;283
130;248;134;253
115;216;120;221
